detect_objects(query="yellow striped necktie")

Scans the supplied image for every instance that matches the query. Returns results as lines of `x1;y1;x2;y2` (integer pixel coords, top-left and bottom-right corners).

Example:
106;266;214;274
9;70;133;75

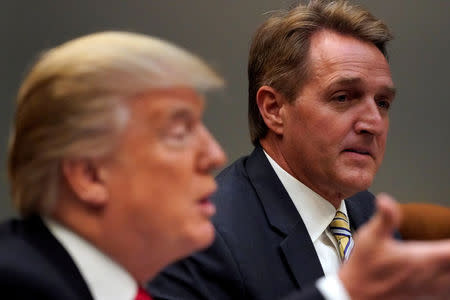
330;211;354;261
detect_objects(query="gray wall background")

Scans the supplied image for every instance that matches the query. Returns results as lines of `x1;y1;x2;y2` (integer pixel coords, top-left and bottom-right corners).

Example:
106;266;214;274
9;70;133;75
1;0;449;221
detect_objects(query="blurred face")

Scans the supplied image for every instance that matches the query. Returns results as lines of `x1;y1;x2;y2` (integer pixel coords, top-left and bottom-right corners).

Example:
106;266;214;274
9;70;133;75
281;30;395;204
100;87;226;257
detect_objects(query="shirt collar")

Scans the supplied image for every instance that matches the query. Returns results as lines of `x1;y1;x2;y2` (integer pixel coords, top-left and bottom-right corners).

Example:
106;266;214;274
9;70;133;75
263;151;348;242
43;217;137;300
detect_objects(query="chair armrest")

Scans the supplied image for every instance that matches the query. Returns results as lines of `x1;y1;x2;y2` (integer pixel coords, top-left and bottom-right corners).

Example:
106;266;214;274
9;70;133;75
399;203;450;240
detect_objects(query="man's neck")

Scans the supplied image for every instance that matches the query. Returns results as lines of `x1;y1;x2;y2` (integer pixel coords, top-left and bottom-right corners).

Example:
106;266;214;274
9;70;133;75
259;137;344;209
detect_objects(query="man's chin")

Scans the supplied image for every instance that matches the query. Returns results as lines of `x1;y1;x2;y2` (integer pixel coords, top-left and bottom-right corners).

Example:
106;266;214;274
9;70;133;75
336;172;375;197
183;221;216;252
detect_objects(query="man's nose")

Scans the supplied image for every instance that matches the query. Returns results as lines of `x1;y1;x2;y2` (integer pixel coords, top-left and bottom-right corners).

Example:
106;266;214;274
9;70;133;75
198;125;227;172
354;99;387;136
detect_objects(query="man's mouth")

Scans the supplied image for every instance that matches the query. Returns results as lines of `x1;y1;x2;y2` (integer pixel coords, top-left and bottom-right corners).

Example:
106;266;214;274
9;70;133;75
199;198;210;205
198;194;216;217
342;148;372;157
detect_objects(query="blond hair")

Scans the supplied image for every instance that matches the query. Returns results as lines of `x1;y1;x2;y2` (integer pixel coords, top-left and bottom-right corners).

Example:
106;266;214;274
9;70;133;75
8;31;224;216
248;0;392;145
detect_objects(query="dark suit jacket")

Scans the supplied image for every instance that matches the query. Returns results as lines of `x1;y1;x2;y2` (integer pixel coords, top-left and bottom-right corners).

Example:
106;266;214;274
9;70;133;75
0;215;94;300
149;146;385;300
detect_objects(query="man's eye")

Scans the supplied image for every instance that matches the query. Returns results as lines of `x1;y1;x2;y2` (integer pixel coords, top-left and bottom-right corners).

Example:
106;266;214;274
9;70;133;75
376;99;391;110
168;125;189;140
162;121;197;147
334;94;349;102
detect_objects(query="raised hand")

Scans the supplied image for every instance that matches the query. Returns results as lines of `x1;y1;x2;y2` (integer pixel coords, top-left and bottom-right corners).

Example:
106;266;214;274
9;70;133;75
339;193;450;300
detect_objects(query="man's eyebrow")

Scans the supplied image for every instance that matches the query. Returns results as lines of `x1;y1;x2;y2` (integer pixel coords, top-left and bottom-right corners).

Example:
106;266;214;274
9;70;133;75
327;77;396;98
381;86;397;99
328;77;363;87
168;108;194;122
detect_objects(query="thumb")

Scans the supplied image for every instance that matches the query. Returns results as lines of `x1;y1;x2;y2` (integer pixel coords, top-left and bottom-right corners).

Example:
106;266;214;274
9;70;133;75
365;193;401;239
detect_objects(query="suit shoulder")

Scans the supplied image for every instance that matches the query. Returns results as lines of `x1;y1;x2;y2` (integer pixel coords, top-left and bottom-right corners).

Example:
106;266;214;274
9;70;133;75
213;155;255;202
215;155;250;185
0;219;49;272
0;220;50;297
212;155;261;209
0;219;32;258
0;218;92;300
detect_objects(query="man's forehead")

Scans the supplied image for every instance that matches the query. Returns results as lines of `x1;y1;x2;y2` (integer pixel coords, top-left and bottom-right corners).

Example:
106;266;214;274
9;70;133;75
308;30;388;66
306;30;392;83
132;87;204;108
127;87;204;123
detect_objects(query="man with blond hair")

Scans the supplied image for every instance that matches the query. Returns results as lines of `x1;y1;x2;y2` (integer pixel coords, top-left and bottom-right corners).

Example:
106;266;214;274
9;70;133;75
0;31;226;299
149;1;450;299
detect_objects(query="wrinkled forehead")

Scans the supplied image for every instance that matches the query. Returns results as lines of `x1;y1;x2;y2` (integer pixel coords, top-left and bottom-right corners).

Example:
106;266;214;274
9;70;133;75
126;87;205;121
306;30;392;82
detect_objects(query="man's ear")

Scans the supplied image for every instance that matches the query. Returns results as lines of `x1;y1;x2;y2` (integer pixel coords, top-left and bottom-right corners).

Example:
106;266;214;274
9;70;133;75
256;86;286;135
61;158;108;207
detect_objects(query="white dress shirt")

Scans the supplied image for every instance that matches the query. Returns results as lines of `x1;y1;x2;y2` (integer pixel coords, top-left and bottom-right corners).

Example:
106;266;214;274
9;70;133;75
264;152;351;300
44;218;137;300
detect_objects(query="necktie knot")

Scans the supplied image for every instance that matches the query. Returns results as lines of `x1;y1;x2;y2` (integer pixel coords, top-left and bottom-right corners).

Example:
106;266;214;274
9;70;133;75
135;287;153;300
330;211;354;261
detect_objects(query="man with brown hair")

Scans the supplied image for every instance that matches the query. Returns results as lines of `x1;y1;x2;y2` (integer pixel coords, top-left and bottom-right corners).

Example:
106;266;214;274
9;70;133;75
149;1;450;299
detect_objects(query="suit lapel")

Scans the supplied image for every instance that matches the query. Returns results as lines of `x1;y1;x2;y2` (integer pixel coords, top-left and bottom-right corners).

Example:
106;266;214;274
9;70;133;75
245;147;325;288
23;216;95;300
279;226;325;287
345;191;401;239
345;191;376;230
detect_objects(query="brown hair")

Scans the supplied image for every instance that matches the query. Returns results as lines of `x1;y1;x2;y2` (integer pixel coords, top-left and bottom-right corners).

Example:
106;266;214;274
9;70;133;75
248;0;392;145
